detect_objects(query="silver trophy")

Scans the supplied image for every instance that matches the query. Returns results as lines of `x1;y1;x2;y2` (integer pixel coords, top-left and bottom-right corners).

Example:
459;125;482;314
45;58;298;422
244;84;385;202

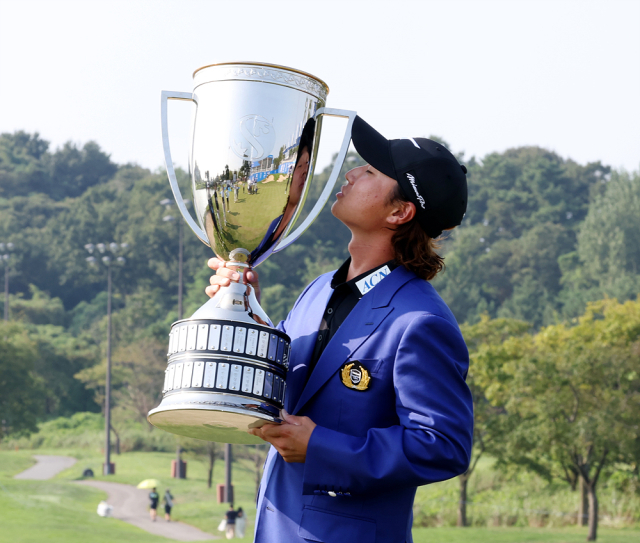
148;62;356;444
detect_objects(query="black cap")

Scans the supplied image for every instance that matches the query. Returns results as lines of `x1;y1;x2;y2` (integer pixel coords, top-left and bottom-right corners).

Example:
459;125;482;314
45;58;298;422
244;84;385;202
351;116;468;238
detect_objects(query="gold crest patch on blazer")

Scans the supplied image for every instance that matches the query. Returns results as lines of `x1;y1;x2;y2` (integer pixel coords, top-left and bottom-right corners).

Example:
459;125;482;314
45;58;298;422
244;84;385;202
340;361;371;391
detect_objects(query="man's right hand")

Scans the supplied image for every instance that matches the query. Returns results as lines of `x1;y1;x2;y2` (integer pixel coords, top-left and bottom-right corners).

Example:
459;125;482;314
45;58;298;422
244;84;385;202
206;258;261;302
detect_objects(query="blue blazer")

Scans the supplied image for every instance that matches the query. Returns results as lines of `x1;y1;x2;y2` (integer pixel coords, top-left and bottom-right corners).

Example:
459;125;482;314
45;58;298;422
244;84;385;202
255;266;473;543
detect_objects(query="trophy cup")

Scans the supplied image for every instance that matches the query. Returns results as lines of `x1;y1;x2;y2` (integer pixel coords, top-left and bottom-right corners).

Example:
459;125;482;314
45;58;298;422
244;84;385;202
147;62;356;444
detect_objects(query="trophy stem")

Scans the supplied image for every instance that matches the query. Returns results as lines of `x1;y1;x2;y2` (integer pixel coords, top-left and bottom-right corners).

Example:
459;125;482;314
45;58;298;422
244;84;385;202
191;279;270;327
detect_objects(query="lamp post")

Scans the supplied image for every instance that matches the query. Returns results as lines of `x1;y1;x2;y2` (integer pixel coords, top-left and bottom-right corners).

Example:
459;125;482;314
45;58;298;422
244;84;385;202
161;199;191;479
85;242;128;476
0;243;14;321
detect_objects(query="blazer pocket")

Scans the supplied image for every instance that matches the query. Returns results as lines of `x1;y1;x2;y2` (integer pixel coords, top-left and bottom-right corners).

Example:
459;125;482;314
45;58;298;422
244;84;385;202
298;506;376;542
350;358;384;375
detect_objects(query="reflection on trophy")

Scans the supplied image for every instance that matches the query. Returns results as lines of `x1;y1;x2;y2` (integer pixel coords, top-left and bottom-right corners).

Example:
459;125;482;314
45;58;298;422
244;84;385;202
147;62;356;444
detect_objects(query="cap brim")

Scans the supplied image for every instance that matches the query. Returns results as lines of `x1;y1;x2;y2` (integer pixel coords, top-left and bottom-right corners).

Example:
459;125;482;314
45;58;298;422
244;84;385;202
351;116;396;180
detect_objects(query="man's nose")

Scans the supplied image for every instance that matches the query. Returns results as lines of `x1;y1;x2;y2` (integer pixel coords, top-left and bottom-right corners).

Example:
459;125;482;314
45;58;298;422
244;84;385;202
345;167;358;184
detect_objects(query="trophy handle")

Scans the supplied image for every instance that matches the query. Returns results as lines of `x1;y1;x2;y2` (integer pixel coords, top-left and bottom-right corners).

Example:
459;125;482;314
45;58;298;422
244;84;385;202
161;90;210;246
273;108;357;252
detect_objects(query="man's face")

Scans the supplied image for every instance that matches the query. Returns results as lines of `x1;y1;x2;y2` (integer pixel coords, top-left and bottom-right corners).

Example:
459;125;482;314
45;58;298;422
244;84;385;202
289;148;310;206
331;164;399;233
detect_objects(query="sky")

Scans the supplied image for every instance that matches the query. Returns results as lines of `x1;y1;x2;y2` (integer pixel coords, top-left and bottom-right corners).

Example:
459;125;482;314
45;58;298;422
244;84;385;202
0;0;639;174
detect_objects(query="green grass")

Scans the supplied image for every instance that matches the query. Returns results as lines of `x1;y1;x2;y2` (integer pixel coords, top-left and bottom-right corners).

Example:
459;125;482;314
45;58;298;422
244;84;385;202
224;180;289;249
412;526;640;542
0;451;182;543
1;448;256;541
2;444;639;542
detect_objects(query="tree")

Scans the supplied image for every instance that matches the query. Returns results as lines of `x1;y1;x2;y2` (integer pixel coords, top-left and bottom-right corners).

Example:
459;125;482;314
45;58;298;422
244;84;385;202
0;131;50;197
434;148;608;326
458;315;531;526
0;322;45;438
47;141;117;199
561;170;640;314
476;298;640;540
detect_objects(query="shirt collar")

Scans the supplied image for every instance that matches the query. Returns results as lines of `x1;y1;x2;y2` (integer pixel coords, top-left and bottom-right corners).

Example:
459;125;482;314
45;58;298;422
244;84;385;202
331;258;398;299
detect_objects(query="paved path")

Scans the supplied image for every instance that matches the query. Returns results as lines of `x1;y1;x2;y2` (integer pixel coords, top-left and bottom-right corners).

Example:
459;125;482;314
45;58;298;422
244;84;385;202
14;456;217;541
76;480;217;541
14;455;77;479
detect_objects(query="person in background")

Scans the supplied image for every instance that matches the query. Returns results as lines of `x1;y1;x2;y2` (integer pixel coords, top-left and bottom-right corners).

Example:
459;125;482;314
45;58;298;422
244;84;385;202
224;503;238;539
235;506;246;538
148;487;159;521
163;488;174;522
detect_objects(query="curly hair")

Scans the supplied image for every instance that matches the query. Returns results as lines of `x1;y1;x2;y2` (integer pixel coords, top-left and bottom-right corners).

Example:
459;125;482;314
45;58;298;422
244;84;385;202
387;184;445;281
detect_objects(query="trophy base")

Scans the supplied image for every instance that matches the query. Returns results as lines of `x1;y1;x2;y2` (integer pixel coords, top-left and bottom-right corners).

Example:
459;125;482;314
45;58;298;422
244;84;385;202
148;391;281;445
147;281;290;444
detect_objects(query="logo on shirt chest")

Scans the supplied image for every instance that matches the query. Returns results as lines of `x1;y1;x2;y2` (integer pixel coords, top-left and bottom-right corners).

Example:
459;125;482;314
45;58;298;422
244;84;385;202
355;265;391;296
340;361;371;391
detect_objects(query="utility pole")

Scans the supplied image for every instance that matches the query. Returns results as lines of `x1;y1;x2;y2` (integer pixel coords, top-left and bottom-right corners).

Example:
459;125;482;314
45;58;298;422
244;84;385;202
224;443;233;504
85;242;128;475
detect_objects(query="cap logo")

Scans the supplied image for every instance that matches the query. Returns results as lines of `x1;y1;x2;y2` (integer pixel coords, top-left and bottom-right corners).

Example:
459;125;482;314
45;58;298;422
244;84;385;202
406;173;426;210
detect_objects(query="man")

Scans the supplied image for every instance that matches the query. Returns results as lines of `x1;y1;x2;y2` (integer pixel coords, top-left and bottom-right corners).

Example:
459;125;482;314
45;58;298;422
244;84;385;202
148;487;159;522
224;504;238;539
207;116;473;543
163;488;174;522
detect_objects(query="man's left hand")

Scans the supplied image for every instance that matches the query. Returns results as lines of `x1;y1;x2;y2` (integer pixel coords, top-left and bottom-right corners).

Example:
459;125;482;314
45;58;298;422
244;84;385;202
249;410;316;463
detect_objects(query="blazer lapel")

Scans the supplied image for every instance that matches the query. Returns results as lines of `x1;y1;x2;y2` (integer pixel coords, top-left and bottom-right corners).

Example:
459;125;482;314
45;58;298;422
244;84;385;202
284;278;333;412
292;266;415;415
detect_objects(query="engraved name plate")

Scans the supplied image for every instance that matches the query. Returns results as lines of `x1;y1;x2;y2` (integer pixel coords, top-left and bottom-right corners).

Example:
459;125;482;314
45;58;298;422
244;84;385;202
233;327;247;354
182;362;194;388
208;324;221;350
191;361;205;387
165;364;175;392
173;363;184;389
229;364;242;391
241;366;254;393
264;371;273;398
196;324;209;350
268;334;278;361
253;369;265;396
163;368;171;392
221;326;234;352
216;363;230;389
246;329;258;356
276;337;285;364
203;362;216;388
186;324;198;351
257;331;269;358
178;326;188;352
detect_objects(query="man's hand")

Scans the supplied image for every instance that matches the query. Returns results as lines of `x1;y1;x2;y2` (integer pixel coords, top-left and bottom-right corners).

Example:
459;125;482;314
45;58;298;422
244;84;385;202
249;410;316;463
205;257;261;302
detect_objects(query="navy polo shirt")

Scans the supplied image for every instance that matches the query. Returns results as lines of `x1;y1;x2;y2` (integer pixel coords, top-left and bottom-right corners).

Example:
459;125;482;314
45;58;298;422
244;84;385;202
305;258;396;383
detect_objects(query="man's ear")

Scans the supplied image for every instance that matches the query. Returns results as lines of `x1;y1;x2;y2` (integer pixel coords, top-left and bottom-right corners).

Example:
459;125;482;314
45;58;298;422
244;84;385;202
387;201;416;226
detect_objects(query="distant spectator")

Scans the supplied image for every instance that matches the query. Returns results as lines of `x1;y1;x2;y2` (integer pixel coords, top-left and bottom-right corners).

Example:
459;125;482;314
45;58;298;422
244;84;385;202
96;500;113;517
236;506;246;538
149;487;159;521
224;504;238;539
163;489;174;522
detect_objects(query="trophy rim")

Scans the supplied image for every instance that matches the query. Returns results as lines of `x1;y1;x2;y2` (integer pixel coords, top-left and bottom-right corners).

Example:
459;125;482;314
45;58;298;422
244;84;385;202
192;61;330;94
